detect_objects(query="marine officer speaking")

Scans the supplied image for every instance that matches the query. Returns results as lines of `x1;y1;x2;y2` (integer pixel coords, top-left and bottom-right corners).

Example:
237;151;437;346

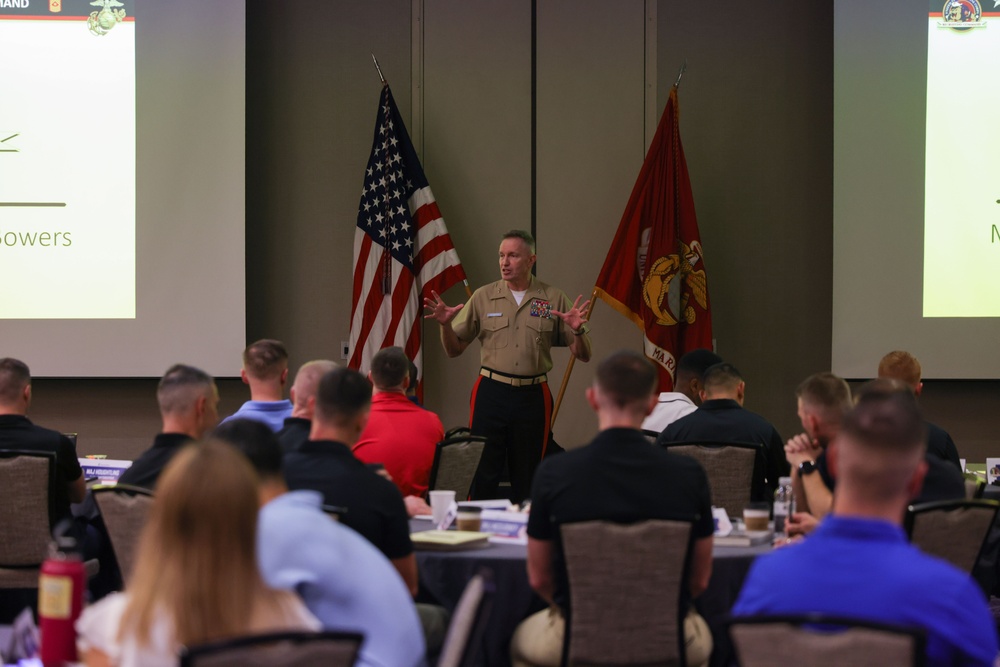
424;229;592;502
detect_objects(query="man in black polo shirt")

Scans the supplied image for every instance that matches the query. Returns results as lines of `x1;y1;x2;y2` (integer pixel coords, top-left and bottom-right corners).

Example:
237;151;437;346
283;367;417;596
118;364;219;489
657;362;788;498
0;357;85;528
276;359;338;454
512;350;714;667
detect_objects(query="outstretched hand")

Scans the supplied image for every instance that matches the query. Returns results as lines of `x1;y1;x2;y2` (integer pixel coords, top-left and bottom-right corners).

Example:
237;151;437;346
423;290;464;325
551;295;591;332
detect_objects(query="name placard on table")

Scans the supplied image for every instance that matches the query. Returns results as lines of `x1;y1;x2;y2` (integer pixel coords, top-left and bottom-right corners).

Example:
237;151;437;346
79;458;132;483
480;510;528;545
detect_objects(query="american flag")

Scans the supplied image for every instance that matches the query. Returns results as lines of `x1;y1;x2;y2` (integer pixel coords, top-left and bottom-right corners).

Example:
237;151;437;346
349;84;467;385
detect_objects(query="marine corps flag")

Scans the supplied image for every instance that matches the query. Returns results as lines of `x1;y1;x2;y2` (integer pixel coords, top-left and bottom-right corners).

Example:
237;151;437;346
593;86;712;391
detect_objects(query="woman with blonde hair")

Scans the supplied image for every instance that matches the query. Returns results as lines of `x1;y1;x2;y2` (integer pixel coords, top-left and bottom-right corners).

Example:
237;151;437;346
77;441;319;666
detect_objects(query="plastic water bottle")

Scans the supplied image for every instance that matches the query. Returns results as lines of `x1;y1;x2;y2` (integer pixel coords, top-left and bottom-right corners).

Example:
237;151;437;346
773;476;793;536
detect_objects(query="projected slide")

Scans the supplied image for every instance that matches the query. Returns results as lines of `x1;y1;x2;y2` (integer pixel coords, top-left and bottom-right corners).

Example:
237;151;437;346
0;0;135;319
924;0;1000;317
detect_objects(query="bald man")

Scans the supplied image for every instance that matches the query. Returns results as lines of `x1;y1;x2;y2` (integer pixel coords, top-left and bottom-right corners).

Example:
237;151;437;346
277;360;339;454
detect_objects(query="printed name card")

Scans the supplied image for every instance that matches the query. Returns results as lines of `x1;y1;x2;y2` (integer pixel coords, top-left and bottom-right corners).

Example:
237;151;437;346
481;509;528;544
712;507;733;537
987;458;1000;485
79;458;132;483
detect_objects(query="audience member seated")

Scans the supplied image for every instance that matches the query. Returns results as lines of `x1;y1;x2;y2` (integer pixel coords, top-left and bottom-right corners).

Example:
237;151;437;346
283;367;418;596
0;357;85;527
641;349;722;433
511;350;714;667
405;359;421;406
353;347;445;499
878;350;962;469
76;442;319;667
784;373;852;532
220;339;293;432
277;360;338;454
118;364;219;490
732;388;998;666
657;362;788;497
214;419;429;667
789;377;966;538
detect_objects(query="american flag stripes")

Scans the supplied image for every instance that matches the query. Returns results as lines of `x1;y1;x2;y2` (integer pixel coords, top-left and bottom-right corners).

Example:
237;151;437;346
349;84;467;385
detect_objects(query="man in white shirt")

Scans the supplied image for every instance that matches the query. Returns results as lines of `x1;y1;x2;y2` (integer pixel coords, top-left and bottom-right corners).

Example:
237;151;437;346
641;349;721;433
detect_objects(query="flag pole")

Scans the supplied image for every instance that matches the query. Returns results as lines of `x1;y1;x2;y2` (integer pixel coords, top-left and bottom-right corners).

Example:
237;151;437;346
371;53;387;86
550;288;599;429
673;59;687;89
372;50;468;300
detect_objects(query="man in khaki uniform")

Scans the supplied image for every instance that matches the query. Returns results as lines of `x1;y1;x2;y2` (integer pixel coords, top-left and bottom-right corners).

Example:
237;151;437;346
425;230;591;501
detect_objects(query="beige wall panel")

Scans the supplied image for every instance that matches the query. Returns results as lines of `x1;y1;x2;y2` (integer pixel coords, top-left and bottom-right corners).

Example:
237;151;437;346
246;0;412;373
536;0;648;448
419;0;533;429
657;0;834;439
21;3;1000;466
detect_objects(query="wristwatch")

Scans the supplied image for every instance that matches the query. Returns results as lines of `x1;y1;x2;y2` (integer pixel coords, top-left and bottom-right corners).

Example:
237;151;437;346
571;324;589;336
799;460;818;476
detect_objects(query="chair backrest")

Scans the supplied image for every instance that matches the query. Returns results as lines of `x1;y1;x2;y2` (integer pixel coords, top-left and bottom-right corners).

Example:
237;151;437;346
560;519;693;667
179;630;364;667
905;499;1000;573
662;442;762;519
437;569;495;667
0;450;56;567
92;483;155;586
640;429;660;445
444;426;472;440
728;614;926;667
428;435;487;501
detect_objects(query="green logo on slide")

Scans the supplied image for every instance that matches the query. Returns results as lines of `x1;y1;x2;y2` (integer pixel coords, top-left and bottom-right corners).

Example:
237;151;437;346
0;133;18;153
87;0;126;36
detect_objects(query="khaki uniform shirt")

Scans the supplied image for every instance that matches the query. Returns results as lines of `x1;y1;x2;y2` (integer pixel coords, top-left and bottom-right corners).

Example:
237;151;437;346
452;276;577;377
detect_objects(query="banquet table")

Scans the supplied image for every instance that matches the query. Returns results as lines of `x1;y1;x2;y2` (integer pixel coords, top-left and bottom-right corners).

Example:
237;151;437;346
411;519;770;667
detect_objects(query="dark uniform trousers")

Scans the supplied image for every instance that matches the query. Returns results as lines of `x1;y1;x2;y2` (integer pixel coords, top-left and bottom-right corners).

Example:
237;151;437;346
469;375;552;502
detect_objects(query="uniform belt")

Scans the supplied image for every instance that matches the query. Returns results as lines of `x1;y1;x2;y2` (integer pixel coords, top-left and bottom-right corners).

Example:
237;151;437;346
480;368;547;387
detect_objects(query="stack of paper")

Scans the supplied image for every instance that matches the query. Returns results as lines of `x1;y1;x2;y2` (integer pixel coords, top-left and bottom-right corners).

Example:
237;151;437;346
411;530;490;551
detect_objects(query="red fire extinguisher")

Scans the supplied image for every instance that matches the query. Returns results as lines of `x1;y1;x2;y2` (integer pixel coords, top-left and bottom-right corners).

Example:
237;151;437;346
38;523;85;666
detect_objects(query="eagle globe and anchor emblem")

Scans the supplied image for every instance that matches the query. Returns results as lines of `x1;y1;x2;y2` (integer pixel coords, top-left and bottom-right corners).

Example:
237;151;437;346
88;0;126;36
638;228;709;327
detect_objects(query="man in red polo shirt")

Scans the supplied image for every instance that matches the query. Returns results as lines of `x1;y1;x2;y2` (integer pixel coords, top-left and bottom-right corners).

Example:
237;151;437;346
353;347;444;498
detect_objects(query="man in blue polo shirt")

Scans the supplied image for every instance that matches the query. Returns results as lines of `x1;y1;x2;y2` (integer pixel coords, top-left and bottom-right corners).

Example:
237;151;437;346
733;388;998;666
220;339;293;432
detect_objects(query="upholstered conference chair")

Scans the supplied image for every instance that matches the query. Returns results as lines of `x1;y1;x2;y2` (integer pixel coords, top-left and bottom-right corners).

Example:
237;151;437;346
661;442;763;520
178;630;363;667
428;434;487;501
437;569;495;667
728;614;926;667
0;450;59;589
905;498;1000;574
92;483;155;587
560;519;694;667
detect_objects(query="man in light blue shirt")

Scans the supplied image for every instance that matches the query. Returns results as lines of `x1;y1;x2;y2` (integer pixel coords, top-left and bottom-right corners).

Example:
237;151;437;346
215;419;426;667
220;339;293;431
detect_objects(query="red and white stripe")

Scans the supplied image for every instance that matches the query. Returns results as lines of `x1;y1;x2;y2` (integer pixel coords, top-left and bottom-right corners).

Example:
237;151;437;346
348;186;464;381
